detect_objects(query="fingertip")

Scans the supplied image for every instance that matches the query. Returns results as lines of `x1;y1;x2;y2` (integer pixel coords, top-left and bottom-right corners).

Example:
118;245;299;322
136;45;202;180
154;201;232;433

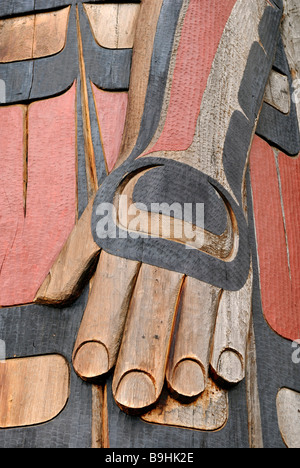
114;371;157;414
73;341;110;381
168;359;206;400
216;350;244;385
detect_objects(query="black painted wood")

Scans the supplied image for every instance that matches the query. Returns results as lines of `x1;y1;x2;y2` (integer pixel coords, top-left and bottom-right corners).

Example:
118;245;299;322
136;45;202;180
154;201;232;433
0;290;93;448
107;375;249;449
256;36;300;156
225;6;283;204
0;0;141;18
0;0;136;448
92;2;282;293
0;5;78;104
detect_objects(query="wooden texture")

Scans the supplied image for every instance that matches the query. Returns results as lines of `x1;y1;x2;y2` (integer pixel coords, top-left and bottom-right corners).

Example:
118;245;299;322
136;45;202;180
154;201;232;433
0;85;77;306
166;278;221;399
142;378;228;432
0;355;69;428
112;265;184;413
210;267;253;384
0;105;24;279
84;3;140;49
92;85;128;173
0;7;70;63
116;169;236;257
36;197;100;305
144;0;237;155
263;69;290;114
73;252;140;380
76;6;98;199
87;0;281;419
1;0;298;449
256;35;300;157
276;388;300;448
0;5;78;102
245;317;263;448
116;0;164;167
250;136;300;340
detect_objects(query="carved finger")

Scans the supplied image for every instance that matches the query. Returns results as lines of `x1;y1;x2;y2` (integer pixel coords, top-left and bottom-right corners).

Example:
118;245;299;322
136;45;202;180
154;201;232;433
72;251;140;381
112;264;184;414
166;277;221;400
210;267;253;385
35;197;100;305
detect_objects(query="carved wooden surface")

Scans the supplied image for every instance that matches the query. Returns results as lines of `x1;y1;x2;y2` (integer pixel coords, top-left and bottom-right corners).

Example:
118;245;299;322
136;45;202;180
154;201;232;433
0;7;70;63
0;0;299;449
84;3;140;50
0;85;77;306
0;355;69;428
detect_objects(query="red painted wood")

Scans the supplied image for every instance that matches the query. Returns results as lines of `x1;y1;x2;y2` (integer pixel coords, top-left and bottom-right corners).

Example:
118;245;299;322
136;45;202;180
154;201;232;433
250;135;300;341
92;84;128;173
0;84;77;306
0;105;24;279
146;0;236;154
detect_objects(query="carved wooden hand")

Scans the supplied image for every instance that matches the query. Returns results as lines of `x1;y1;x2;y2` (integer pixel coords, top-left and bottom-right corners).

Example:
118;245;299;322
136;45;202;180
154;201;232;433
34;0;287;419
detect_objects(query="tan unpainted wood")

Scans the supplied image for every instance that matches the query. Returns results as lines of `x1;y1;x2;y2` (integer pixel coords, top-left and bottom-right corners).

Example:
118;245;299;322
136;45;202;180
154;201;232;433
166;277;221;399
0;355;69;428
92;384;110;448
112;264;184;413
73;251;140;380
0;7;70;63
84;3;140;49
281;0;300;127
277;388;300;448
35;197;100;305
116;0;164;167
246;318;264;448
264;69;290;114
141;378;228;432
210;266;253;385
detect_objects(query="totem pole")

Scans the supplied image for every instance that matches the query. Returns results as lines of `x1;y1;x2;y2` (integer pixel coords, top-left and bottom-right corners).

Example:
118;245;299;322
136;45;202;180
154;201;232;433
0;0;299;449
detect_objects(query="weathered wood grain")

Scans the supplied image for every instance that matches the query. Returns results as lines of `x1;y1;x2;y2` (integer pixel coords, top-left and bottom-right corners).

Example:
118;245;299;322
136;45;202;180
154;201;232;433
92;85;128;173
112;265;184;414
0;355;69;428
0;8;70;63
91;0;281;419
245;316;263;448
116;168;236;257
0;105;24;276
36;196;100;305
141;378;228;432
116;0;164;167
277;388;300;448
84;3;140;50
249;136;300;340
0;5;78;104
256;36;300;156
144;0;237;156
263;69;290;114
0;85;77;306
210;267;253;385
73;252;140;381
76;6;98;199
166;278;221;399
